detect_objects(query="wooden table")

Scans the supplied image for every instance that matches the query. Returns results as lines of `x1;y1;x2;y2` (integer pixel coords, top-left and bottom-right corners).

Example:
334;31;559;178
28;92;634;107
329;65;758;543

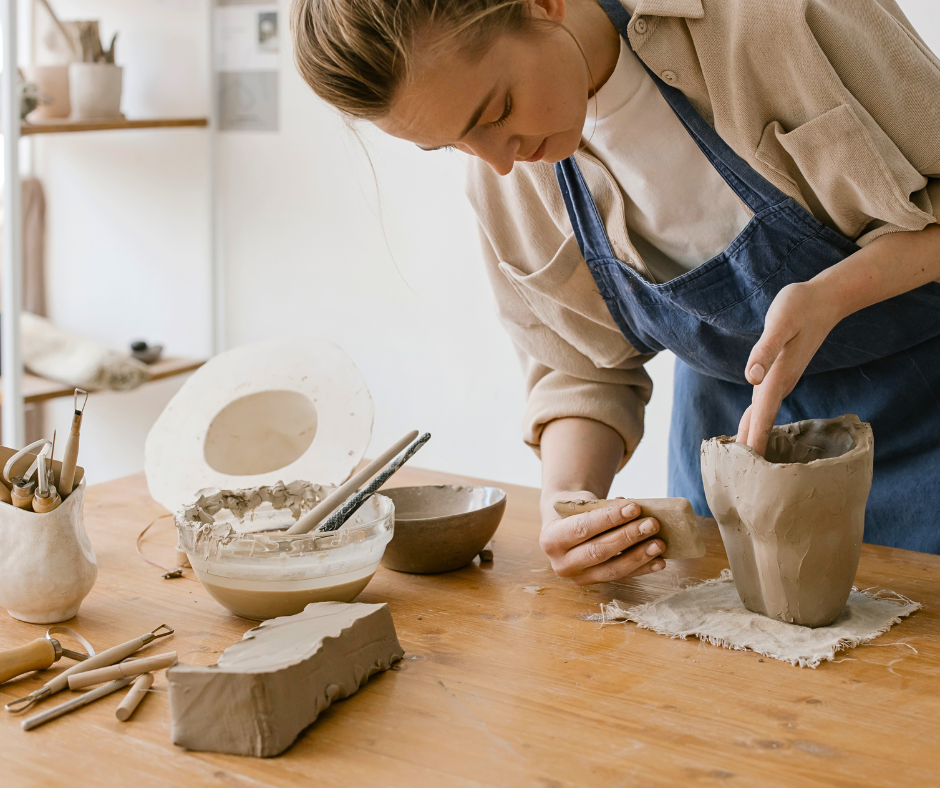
1;468;937;787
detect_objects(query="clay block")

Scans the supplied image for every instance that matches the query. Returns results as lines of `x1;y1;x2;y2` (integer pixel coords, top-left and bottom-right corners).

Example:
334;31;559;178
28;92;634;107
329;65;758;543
167;602;403;757
553;497;706;559
701;415;874;628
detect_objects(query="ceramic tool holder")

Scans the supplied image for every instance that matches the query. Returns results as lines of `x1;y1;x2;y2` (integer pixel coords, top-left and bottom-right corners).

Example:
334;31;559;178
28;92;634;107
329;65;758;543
0;445;94;624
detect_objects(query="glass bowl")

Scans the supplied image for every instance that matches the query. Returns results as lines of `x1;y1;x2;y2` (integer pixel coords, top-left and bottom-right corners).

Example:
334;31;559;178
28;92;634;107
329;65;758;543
175;482;394;620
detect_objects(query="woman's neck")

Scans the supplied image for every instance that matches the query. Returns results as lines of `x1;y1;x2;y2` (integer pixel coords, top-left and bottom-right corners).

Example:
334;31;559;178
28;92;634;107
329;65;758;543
565;0;621;97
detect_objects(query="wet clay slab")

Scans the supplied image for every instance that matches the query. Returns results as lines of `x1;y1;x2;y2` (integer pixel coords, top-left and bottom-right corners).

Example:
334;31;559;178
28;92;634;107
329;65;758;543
701;415;874;628
552;498;706;559
167;602;403;757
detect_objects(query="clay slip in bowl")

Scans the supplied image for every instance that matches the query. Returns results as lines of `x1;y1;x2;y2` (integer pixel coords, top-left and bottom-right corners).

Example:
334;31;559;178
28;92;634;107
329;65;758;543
381;485;506;574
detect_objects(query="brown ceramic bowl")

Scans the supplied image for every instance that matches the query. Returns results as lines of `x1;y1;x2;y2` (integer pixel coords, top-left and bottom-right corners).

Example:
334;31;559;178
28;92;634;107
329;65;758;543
381;485;507;574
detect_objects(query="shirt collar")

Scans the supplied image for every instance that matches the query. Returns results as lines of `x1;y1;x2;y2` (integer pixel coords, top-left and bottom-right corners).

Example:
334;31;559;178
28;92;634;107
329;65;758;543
632;0;705;19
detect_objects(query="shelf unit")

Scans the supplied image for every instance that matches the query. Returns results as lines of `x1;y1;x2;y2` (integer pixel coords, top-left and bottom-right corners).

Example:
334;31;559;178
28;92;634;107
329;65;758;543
0;357;205;405
1;2;222;446
21;117;209;135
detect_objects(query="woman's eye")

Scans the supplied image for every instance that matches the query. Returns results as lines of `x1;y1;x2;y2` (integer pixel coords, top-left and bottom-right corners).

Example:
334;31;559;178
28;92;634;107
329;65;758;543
490;93;513;128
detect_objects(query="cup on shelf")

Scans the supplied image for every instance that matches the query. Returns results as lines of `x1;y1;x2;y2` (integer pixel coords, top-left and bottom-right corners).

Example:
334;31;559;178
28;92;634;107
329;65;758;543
69;62;123;120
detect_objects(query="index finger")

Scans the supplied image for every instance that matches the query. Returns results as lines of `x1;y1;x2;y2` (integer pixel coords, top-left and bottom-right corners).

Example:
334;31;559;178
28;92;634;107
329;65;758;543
546;500;642;552
746;375;786;456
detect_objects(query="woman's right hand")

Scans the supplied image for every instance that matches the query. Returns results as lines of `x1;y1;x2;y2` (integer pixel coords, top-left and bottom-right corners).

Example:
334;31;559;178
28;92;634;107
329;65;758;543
539;493;665;585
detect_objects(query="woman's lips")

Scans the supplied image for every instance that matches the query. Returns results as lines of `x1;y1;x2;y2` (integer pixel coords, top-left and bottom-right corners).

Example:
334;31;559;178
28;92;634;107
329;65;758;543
523;138;548;163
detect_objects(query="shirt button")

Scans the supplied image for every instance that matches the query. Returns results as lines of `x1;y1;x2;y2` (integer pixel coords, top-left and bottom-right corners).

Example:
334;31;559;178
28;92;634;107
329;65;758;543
662;70;678;83
634;17;648;34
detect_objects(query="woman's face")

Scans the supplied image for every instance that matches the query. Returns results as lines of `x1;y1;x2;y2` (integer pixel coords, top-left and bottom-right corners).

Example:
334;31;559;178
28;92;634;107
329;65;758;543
375;1;592;176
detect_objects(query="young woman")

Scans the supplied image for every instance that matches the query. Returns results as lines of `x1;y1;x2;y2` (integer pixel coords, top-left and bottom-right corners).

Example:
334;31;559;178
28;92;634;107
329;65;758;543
292;0;940;583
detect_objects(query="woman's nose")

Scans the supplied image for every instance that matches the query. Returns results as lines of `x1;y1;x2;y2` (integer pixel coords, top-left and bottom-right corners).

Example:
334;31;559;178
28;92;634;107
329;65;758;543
462;135;519;176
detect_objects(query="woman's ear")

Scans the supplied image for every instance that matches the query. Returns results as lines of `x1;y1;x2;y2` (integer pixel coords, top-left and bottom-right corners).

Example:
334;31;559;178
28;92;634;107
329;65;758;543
527;0;566;25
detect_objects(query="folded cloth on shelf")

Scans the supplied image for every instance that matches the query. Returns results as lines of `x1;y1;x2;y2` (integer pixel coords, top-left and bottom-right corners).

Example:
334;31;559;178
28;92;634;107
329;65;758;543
584;570;921;668
20;312;150;391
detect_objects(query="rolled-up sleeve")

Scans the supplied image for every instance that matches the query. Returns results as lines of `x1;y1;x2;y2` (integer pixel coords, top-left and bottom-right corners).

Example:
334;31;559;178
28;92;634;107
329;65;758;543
475;222;653;469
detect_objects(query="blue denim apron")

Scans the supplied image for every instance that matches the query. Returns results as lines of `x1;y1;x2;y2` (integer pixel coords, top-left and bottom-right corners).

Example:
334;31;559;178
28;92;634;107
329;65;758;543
555;0;940;553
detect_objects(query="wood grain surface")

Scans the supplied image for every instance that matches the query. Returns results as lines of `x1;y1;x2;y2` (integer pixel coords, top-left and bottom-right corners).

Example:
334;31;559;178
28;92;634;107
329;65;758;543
0;467;936;787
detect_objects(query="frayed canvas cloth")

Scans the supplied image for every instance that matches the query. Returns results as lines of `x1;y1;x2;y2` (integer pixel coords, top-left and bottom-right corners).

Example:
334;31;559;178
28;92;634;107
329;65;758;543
585;570;920;668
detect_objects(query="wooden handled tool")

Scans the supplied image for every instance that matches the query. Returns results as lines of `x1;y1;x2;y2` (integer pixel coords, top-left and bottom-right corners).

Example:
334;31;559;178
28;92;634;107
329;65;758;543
11;481;36;510
22;677;134;731
287;430;419;534
5;624;173;713
32;451;61;513
552;497;707;559
115;673;153;721
68;652;177;690
0;635;89;685
58;389;88;499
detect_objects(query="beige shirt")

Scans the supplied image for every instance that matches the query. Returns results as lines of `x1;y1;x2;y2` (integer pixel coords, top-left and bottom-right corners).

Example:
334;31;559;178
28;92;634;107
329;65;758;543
466;0;940;466
583;38;752;282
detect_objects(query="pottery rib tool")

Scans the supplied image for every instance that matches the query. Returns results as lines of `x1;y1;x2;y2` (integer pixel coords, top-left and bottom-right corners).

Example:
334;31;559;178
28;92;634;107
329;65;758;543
317;433;431;533
22;677;134;731
59;388;88;499
115;673;153;721
287;430;420;535
5;624;173;713
552;498;706;559
68;651;177;690
0;627;93;685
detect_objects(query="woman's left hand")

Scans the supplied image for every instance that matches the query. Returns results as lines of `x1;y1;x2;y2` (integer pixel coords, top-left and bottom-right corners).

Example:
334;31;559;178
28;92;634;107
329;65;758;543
737;281;842;455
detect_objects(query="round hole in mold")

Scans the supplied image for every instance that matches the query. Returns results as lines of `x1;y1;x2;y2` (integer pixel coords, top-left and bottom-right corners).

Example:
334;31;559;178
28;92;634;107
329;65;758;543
203;390;318;476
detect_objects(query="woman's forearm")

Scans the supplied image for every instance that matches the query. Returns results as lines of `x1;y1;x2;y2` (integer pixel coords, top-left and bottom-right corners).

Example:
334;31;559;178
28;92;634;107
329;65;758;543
539;417;625;518
816;225;940;322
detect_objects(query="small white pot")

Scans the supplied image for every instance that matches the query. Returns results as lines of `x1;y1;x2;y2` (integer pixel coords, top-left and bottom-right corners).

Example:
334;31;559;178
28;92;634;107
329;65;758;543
0;478;97;623
68;62;123;120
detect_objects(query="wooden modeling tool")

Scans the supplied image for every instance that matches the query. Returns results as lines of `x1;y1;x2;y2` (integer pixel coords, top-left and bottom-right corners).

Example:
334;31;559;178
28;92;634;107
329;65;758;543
22;677;134;731
552;497;707;559
287;430;420;535
0;629;91;684
59;388;88;499
115;673;153;721
32;450;61;513
11;480;36;510
316;433;432;533
5;624;173;713
68;651;177;690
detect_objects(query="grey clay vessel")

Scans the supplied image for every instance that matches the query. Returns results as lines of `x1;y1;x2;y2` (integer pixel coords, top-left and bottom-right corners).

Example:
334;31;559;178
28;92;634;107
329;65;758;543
381;485;506;574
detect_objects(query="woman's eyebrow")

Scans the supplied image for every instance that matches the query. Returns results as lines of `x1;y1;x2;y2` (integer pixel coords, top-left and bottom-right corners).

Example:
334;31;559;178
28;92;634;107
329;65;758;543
416;86;498;152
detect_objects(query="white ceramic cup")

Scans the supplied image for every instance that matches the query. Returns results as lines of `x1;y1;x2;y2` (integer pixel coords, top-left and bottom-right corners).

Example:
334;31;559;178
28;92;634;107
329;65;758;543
0;478;97;623
68;62;123;120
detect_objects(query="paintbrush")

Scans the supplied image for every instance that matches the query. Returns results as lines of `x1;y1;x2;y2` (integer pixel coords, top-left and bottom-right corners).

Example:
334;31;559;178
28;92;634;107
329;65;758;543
316;432;431;533
286;430;420;535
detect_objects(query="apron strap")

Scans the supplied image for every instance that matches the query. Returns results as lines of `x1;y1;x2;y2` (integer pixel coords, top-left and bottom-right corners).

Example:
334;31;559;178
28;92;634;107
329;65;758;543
556;156;620;261
593;0;788;214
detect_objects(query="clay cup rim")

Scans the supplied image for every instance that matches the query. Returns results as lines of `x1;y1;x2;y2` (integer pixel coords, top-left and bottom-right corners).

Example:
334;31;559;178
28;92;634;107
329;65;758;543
704;414;873;469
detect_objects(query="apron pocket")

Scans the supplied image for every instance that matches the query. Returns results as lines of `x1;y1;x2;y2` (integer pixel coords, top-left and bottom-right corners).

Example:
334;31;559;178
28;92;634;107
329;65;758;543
498;238;642;368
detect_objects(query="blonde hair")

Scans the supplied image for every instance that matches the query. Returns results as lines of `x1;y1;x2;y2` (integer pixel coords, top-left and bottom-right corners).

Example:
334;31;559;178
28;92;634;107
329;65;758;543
290;0;534;121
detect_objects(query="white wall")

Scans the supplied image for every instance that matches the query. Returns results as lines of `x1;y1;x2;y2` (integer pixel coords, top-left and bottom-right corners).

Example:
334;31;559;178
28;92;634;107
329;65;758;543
31;0;939;498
